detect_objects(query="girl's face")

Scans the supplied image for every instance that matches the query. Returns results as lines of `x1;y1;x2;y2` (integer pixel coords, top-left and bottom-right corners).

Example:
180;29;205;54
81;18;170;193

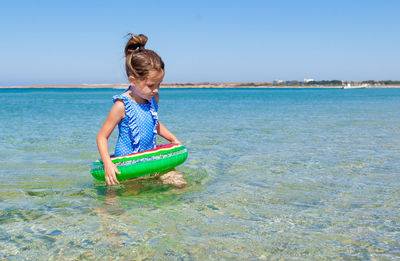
129;70;164;103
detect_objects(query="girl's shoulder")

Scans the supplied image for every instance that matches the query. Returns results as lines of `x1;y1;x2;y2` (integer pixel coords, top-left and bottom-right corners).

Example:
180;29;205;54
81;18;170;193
108;97;126;120
112;93;128;104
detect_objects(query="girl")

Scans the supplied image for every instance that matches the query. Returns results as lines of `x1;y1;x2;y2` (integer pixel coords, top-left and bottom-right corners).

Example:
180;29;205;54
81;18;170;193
97;33;187;187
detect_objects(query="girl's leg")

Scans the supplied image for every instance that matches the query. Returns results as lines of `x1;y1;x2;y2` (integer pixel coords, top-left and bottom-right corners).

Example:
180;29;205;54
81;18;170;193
159;169;187;188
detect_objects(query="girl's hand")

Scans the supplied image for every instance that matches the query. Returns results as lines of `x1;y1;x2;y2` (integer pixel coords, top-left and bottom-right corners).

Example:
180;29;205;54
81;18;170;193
104;163;121;186
171;139;182;144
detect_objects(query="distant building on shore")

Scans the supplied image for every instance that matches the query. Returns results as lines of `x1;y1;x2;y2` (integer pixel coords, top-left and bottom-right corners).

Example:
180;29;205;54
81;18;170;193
304;78;315;83
273;80;284;84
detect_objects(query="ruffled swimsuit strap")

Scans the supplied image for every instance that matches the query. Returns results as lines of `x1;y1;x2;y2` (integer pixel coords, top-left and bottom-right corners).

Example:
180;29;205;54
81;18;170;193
112;93;141;152
149;96;159;147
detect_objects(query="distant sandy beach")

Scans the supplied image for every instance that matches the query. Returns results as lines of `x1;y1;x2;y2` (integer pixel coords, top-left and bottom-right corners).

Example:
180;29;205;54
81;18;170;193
1;82;399;89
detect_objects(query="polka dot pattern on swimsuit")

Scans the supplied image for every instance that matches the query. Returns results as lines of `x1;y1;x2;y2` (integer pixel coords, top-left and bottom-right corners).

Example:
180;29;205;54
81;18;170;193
112;93;158;157
134;102;155;150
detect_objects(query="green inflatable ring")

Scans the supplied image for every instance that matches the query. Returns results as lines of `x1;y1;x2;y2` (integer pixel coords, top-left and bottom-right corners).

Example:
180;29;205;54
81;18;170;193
90;143;188;181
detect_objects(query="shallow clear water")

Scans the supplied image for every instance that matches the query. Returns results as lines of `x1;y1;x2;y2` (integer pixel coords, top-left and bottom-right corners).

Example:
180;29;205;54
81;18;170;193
0;88;399;260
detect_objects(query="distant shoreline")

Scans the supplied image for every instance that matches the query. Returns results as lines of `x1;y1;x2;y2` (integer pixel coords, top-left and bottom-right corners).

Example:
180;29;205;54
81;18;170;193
1;83;400;89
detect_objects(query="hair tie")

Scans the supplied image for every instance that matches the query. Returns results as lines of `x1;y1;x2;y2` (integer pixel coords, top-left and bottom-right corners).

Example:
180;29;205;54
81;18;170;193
138;46;145;50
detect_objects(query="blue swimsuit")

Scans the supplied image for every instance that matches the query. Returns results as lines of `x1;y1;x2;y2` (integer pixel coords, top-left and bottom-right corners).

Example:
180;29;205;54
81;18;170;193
112;90;158;157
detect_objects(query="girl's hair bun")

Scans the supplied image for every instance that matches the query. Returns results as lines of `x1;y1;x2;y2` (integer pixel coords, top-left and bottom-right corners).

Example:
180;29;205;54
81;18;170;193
124;33;164;80
124;33;148;56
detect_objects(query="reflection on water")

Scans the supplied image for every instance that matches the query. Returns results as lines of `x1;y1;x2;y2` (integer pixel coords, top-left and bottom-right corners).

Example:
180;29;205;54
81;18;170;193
0;88;400;259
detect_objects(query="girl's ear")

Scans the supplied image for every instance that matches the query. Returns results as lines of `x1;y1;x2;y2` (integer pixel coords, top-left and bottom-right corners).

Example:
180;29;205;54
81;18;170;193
128;76;135;85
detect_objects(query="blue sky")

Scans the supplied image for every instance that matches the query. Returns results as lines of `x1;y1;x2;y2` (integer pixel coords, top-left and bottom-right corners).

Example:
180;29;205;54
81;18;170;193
0;0;399;85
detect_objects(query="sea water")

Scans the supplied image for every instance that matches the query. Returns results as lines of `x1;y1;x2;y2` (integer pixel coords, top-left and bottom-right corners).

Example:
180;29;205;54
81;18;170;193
0;88;399;259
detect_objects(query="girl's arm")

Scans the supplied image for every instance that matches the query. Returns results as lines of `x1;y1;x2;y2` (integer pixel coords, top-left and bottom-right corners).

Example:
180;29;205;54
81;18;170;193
96;101;125;185
154;93;181;144
157;121;181;144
